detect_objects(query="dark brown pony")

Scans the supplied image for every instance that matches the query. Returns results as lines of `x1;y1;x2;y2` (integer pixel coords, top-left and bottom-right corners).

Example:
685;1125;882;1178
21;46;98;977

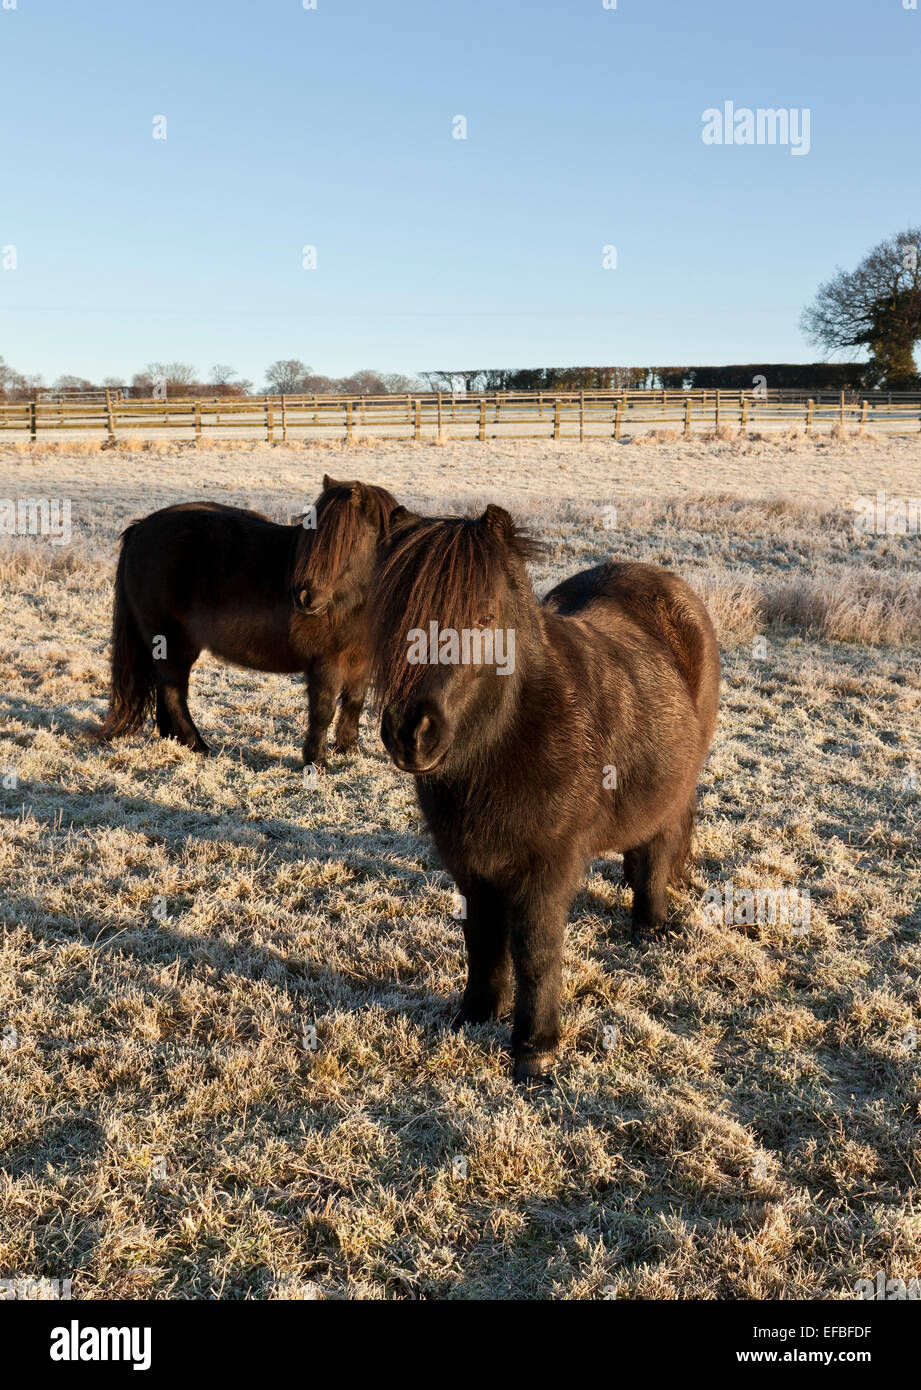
370;504;720;1082
96;476;398;764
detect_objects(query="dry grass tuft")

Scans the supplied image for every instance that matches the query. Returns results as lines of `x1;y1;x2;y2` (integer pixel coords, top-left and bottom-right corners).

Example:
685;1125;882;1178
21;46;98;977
761;567;921;645
631;428;683;444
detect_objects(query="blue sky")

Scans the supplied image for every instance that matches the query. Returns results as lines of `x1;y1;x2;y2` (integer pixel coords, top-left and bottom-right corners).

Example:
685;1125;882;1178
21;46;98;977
0;0;918;386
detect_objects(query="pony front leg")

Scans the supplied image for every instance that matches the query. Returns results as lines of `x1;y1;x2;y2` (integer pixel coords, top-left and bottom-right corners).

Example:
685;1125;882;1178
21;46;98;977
302;658;340;767
452;877;513;1028
333;665;369;754
508;880;570;1084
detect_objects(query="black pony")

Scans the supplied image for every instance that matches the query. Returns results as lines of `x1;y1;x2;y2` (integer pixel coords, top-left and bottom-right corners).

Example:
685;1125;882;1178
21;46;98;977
370;504;720;1081
96;476;398;764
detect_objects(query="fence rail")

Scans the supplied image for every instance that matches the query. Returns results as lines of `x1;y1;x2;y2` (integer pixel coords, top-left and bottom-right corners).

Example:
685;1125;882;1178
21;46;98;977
2;388;920;442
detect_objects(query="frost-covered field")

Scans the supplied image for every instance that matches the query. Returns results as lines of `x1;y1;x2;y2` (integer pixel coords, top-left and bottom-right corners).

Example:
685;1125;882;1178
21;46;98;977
1;433;920;1300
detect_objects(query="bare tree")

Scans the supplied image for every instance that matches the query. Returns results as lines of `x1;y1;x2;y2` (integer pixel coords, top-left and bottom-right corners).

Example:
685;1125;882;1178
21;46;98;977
136;362;200;397
52;375;96;395
208;364;252;397
379;372;425;394
0;359;44;400
801;227;921;387
264;359;310;394
337;369;391;395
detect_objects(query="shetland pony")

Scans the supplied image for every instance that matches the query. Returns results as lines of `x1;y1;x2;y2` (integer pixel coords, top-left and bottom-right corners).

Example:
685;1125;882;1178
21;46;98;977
96;476;398;764
369;504;719;1081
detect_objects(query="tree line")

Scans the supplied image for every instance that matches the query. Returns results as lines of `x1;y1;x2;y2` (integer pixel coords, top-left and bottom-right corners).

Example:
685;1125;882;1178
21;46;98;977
0;356;906;402
419;363;876;392
0;359;425;402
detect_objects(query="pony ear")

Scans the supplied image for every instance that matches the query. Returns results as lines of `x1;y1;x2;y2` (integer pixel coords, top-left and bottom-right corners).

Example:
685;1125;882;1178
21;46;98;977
387;504;419;535
480;503;515;541
352;481;377;518
322;473;338;491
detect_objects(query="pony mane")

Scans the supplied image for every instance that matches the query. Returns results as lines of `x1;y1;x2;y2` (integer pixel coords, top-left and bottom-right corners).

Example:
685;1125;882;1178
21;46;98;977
370;512;543;703
292;481;398;589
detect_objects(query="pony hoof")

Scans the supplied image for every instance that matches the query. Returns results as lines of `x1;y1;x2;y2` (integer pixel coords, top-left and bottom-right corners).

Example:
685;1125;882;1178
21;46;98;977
513;1053;555;1086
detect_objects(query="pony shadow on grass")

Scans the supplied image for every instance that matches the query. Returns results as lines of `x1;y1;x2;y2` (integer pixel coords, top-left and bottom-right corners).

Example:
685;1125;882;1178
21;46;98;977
0;688;387;781
0;1116;105;1182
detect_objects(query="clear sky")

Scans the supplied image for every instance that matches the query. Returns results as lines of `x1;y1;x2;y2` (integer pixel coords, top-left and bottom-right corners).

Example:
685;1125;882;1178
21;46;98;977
0;0;918;387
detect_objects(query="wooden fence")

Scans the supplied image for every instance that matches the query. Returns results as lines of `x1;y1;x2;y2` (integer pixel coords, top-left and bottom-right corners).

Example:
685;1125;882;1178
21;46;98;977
2;388;920;442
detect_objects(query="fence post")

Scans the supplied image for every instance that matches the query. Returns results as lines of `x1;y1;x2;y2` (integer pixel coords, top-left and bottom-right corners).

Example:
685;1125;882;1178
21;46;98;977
553;400;561;440
861;400;868;428
684;396;692;437
715;389;721;432
579;390;585;443
613;398;623;440
437;391;443;435
806;399;814;435
840;389;846;426
29;399;37;442
413;398;421;441
266;401;274;443
281;393;288;442
740;396;748;436
346;400;353;441
479;399;486;441
105;388;116;444
194;400;202;442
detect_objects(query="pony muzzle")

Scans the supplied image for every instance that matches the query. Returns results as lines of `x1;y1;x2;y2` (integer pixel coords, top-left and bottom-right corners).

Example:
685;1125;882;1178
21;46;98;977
291;584;329;616
381;699;451;774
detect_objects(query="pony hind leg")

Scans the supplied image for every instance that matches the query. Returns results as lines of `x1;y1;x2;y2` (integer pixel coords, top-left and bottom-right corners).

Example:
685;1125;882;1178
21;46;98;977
669;793;697;888
155;685;175;738
630;818;687;942
624;794;696;901
155;645;208;754
622;848;638;888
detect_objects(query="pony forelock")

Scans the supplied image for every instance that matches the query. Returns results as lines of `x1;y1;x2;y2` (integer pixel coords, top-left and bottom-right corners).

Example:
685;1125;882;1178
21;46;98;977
370;513;542;703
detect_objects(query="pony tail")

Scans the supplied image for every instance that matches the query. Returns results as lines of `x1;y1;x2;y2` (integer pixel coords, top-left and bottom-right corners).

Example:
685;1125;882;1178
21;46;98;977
92;526;155;740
